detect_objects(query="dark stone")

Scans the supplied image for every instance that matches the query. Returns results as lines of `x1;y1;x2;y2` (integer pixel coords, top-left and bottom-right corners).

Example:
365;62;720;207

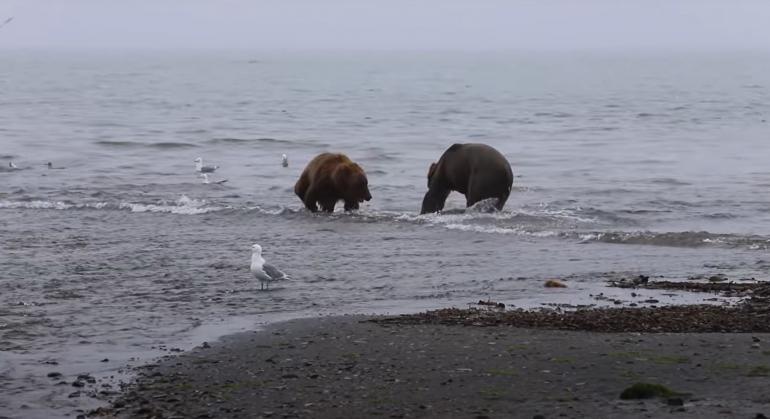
47;372;62;379
72;381;85;388
667;398;684;406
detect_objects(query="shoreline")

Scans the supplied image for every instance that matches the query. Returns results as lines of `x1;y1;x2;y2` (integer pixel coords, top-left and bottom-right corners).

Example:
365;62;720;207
92;305;770;419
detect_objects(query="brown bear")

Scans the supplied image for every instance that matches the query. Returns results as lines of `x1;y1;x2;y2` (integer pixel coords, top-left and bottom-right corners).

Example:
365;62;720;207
294;153;372;213
421;143;513;214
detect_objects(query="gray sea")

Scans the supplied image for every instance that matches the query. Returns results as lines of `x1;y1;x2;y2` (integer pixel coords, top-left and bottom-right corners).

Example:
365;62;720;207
1;50;770;418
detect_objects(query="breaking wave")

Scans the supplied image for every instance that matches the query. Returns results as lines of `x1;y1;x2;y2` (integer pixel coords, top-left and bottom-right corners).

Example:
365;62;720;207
0;195;224;215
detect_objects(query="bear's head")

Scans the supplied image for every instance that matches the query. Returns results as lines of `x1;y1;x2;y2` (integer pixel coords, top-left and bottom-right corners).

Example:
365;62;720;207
333;163;372;203
426;162;438;187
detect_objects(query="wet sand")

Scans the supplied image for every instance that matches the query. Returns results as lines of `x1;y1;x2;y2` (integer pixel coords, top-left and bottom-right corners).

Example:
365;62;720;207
94;312;770;419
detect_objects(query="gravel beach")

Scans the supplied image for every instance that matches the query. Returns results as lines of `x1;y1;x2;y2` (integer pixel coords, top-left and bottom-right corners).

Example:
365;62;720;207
94;312;770;419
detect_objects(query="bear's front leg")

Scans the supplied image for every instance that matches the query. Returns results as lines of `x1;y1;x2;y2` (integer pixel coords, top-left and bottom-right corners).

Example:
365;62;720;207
303;188;320;212
344;200;359;211
320;199;337;213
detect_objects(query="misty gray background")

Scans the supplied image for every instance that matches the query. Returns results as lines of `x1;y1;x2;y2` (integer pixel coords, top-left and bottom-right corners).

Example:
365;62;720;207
2;0;770;51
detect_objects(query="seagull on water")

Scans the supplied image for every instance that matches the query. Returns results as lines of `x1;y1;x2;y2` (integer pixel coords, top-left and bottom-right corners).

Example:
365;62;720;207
200;173;228;185
281;154;289;168
194;157;219;173
250;243;289;290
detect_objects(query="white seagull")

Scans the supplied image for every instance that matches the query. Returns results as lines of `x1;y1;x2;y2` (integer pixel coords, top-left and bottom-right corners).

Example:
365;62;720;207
250;243;289;290
8;161;18;169
194;157;219;173
281;154;289;168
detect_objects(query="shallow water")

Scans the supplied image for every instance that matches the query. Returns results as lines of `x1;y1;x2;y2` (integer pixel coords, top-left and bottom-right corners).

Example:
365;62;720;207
1;50;770;418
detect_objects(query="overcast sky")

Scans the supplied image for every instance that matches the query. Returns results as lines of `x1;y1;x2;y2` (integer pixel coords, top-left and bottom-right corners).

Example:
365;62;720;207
1;0;769;51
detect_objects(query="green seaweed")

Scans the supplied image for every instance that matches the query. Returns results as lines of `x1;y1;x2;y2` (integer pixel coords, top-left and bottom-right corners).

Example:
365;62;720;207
486;368;517;377
650;355;689;365
619;382;678;400
478;387;506;400
506;344;529;351
747;365;770;377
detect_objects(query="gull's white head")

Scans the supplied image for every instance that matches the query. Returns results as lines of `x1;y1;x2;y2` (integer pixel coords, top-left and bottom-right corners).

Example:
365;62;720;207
251;243;263;255
194;157;203;163
9;161;17;169
281;154;288;164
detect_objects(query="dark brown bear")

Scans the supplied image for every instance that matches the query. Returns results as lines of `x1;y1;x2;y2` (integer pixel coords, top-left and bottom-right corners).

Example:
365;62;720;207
294;153;372;213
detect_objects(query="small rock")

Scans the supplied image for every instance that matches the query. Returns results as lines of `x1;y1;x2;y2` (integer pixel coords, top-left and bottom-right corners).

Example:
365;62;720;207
533;415;546;419
68;391;81;398
756;414;768;419
753;337;761;343
72;381;85;388
47;372;62;379
667;398;684;406
282;373;299;379
101;358;109;362
201;342;211;349
544;280;567;288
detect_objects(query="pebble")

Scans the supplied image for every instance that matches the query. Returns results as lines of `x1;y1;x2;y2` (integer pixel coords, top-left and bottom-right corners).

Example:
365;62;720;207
47;372;62;379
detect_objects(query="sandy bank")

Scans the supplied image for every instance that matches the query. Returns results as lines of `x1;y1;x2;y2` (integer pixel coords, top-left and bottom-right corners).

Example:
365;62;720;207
93;312;770;419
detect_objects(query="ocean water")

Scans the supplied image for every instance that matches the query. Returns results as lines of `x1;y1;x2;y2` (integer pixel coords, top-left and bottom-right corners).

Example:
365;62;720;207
1;49;770;417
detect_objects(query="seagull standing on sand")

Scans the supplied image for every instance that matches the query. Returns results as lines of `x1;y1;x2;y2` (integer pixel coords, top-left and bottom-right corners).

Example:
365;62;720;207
250;244;289;290
281;154;289;168
194;157;219;173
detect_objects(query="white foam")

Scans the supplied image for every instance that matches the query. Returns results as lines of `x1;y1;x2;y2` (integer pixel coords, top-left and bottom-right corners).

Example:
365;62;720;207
119;195;222;215
0;200;74;210
0;195;224;215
